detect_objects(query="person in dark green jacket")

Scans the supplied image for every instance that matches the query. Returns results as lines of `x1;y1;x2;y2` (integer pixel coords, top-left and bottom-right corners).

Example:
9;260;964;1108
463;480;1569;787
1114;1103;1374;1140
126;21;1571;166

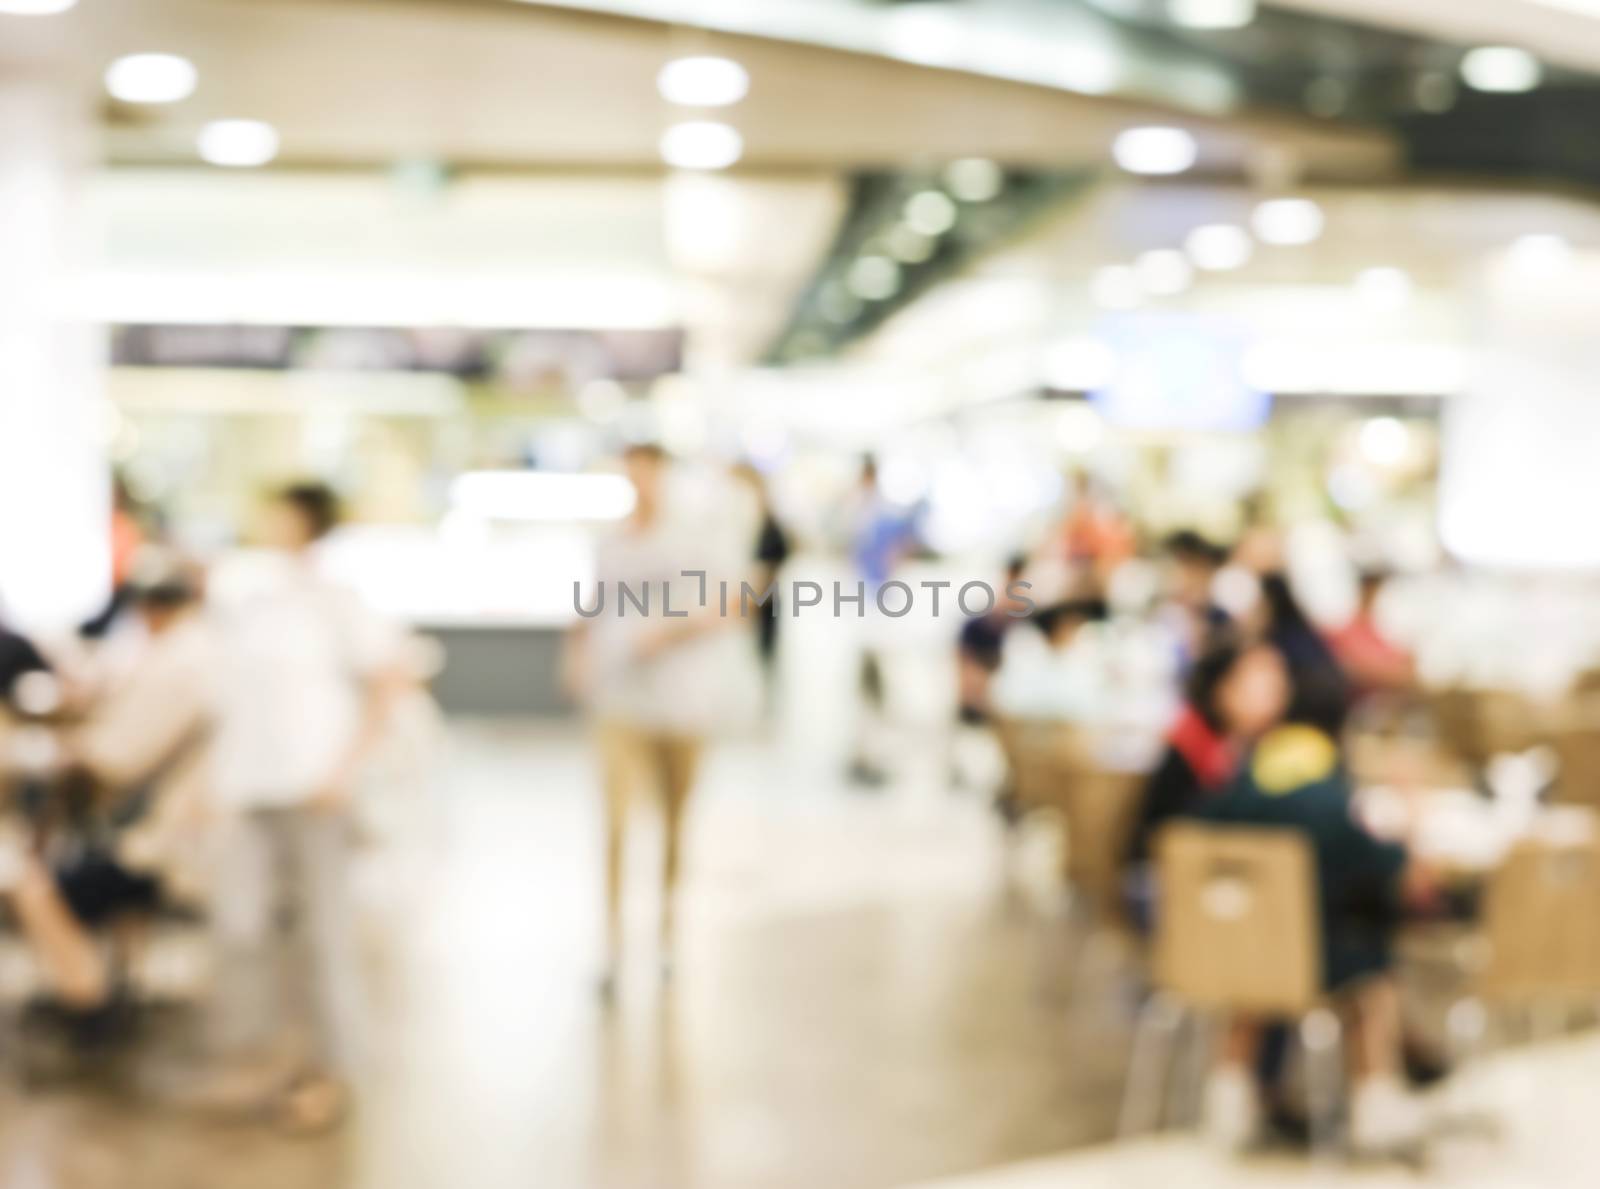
1193;714;1439;1156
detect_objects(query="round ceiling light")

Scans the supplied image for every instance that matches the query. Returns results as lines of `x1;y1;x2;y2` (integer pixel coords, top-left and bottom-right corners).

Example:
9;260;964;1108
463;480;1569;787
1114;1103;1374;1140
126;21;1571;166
659;121;743;170
105;52;197;104
1251;198;1324;246
657;56;749;107
1112;127;1197;176
197;119;279;167
1460;46;1542;94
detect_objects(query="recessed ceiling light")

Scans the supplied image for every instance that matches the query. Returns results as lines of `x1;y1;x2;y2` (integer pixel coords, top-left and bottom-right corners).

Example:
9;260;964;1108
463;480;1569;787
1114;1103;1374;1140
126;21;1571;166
659;121;743;170
105;53;197;104
847;256;902;302
1089;264;1142;310
656;56;749;108
883;2;965;67
1058;45;1122;96
887;224;936;264
1251;198;1324;246
904;190;958;236
1136;248;1193;296
1043;340;1118;390
944;158;1003;203
1507;233;1574;275
0;0;77;13
1354;267;1413;312
1185;223;1253;271
1112;127;1197;176
1460;46;1542;93
197;119;279;167
1167;0;1256;31
1359;417;1410;467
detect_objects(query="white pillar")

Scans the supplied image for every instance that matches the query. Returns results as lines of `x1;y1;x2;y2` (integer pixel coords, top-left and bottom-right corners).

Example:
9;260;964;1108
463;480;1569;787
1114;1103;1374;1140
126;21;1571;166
0;77;109;631
1439;252;1600;571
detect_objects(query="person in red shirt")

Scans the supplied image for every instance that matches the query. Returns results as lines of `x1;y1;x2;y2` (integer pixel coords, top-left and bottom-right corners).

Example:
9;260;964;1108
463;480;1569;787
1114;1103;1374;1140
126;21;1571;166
1325;569;1416;701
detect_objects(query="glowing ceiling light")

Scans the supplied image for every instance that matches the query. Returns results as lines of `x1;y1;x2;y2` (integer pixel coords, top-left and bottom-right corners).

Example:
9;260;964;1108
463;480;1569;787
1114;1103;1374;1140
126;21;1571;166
883;3;965;67
904;189;958;236
1251;197;1324;245
1089;264;1142;310
1112;126;1197;175
1136;249;1192;296
944;158;1003;203
1042;339;1118;390
450;472;636;522
105;52;198;104
1354;267;1413;312
1359;417;1410;467
847;255;901;302
1185;223;1253;271
1460;46;1542;93
0;0;78;13
1168;0;1256;30
197;119;279;167
659;120;743;170
656;56;749;107
1507;232;1574;276
887;224;936;264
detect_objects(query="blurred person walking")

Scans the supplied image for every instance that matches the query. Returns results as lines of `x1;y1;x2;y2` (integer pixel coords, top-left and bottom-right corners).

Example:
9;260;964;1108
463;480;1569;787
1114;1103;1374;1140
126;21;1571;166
205;482;407;1132
838;456;918;788
731;462;791;713
566;445;742;1001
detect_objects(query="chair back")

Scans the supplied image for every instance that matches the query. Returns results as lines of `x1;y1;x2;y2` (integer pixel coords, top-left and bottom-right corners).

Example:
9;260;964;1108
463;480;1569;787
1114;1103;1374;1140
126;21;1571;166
1552;728;1600;812
1152;823;1322;1015
1481;830;1600;1002
995;717;1142;908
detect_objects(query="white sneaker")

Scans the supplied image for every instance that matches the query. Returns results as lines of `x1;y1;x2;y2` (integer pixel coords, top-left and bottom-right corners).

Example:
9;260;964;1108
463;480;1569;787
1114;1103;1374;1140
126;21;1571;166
1350;1075;1426;1157
1202;1065;1261;1153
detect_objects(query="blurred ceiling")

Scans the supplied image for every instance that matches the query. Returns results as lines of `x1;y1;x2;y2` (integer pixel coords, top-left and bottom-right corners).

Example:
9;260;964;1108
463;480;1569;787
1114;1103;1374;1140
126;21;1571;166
2;0;1390;174
8;0;1600;368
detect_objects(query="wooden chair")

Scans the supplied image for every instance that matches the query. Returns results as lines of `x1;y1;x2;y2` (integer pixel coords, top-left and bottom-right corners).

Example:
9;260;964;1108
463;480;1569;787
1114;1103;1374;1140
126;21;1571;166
1119;823;1345;1155
993;717;1142;910
1551;727;1600;813
1443;826;1600;1119
1460;828;1600;1011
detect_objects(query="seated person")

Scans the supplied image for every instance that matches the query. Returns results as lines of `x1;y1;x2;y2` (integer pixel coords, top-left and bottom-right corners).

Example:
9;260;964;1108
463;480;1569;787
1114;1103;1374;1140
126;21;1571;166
1125;640;1289;885
989;597;1110;725
0;554;212;1018
955;554;1030;726
1325;567;1416;703
1192;697;1439;1156
0;613;50;708
1255;572;1351;734
1157;530;1232;672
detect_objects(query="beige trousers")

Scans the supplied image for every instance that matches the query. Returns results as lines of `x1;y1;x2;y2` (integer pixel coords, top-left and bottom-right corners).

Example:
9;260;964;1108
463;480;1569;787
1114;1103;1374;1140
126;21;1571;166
595;721;702;959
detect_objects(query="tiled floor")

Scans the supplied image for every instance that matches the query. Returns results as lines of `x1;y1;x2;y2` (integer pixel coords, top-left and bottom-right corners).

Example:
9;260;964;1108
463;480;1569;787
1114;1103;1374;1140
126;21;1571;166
0;722;1596;1189
0;723;1132;1189
900;1034;1600;1189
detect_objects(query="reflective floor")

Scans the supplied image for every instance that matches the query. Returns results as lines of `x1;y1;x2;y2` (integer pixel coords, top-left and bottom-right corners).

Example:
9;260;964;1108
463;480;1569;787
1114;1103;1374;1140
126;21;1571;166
0;723;1133;1189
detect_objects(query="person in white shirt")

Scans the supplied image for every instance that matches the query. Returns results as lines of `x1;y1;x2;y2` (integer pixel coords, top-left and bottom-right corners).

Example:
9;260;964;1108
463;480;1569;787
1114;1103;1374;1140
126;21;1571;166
206;482;406;1132
0;554;213;1020
565;444;743;1001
